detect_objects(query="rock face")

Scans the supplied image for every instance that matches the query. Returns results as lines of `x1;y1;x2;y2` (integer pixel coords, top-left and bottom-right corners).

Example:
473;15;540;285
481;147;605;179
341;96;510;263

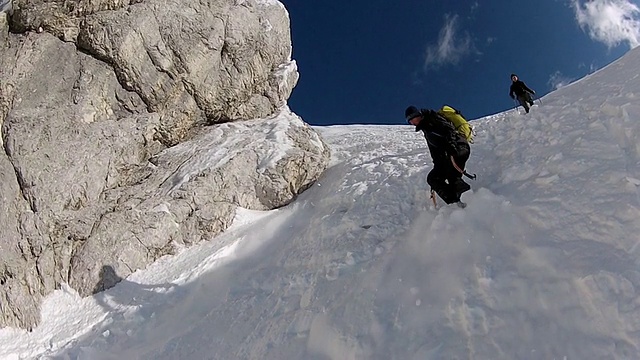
0;0;329;330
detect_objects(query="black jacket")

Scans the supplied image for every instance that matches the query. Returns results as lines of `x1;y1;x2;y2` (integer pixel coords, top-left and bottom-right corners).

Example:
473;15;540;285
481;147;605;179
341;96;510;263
415;109;468;165
509;80;534;98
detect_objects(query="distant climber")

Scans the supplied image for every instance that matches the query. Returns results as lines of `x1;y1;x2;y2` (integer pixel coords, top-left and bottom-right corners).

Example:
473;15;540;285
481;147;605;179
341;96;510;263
509;74;536;113
405;105;473;205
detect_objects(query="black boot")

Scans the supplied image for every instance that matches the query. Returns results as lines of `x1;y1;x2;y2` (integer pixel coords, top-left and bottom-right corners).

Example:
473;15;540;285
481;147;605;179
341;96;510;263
433;186;459;204
452;178;471;197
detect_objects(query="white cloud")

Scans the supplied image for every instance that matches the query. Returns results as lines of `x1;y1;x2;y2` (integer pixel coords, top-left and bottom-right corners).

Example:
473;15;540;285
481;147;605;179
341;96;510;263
424;14;476;71
548;70;575;90
572;0;640;49
578;61;602;72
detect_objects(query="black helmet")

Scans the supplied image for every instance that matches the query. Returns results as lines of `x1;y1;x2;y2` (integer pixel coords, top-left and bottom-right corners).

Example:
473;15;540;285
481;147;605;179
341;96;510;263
405;106;421;123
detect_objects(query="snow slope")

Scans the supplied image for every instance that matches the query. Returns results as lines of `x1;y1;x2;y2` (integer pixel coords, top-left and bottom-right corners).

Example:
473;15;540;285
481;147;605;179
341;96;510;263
2;44;640;360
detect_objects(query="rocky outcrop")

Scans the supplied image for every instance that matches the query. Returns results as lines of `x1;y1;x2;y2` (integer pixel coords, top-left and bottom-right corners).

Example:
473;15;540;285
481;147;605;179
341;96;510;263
0;0;329;330
10;0;137;40
69;108;328;297
8;0;297;146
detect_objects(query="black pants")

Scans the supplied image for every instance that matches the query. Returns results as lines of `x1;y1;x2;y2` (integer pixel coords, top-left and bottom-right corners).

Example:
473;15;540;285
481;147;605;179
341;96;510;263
428;149;470;204
517;93;535;113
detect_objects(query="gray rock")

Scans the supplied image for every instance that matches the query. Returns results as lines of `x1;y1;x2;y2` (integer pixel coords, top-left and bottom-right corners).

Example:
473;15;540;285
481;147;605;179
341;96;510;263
68;107;328;297
3;33;158;217
10;0;135;40
0;141;45;330
1;31;163;329
0;0;8;47
0;0;329;330
76;0;295;145
0;0;12;15
9;0;295;146
0;13;7;46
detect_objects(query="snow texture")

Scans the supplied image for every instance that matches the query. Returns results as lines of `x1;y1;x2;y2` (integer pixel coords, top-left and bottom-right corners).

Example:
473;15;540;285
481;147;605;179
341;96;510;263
161;106;301;194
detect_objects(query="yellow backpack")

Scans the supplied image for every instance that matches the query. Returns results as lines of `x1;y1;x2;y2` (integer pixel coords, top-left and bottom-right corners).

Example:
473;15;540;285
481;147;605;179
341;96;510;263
437;105;474;144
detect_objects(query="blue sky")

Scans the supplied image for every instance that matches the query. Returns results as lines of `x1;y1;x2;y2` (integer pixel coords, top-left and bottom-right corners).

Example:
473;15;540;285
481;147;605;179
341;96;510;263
281;0;640;125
